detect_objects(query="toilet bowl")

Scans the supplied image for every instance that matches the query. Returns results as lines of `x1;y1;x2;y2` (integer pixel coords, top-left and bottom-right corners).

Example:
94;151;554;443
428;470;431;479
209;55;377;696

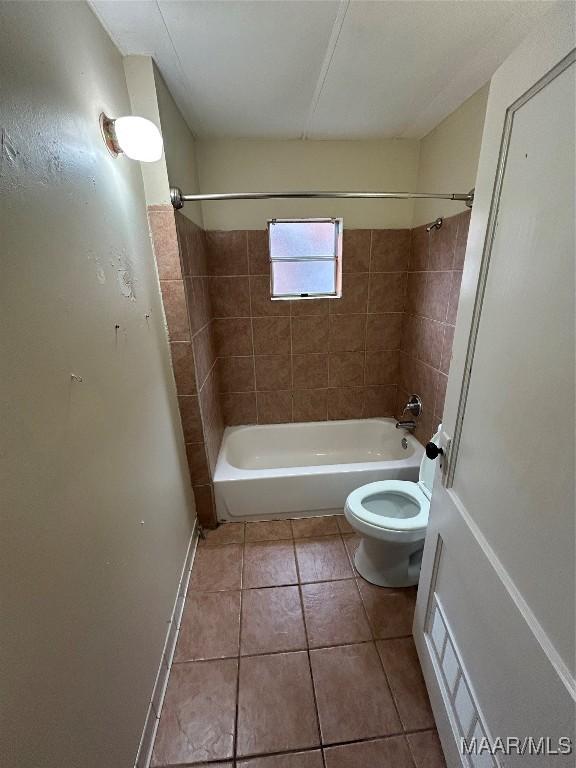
344;428;441;587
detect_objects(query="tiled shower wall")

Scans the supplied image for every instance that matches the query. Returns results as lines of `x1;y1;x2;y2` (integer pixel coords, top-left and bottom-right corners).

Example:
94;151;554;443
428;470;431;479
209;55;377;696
150;209;469;525
207;229;409;425
398;210;470;444
206;215;469;441
149;206;223;528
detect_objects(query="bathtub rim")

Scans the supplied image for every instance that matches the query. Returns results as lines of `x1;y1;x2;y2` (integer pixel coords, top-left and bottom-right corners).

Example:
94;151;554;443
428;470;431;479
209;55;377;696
214;417;423;482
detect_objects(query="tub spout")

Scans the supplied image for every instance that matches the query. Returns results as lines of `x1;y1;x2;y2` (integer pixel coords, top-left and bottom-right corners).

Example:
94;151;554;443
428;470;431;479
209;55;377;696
395;420;416;431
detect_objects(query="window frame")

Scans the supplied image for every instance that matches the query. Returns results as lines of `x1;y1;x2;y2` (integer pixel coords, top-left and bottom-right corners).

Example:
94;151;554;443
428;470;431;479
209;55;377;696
267;217;343;301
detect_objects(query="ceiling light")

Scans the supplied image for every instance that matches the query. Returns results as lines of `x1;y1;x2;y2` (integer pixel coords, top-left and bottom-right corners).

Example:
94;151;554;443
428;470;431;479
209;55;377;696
100;113;163;162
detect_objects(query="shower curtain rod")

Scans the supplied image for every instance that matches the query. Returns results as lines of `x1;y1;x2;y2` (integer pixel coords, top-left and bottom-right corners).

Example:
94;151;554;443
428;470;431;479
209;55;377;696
170;186;474;209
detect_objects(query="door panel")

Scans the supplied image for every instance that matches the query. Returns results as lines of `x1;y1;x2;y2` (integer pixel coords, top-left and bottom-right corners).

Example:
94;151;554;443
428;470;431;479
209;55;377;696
453;60;575;674
413;6;575;767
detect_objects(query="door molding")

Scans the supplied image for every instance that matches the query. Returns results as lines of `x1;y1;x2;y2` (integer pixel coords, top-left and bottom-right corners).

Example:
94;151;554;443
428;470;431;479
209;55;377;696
448;487;576;701
447;48;576;488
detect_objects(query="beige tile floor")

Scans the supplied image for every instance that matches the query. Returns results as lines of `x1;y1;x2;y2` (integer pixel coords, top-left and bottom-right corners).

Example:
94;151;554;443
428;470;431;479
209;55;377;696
150;516;446;768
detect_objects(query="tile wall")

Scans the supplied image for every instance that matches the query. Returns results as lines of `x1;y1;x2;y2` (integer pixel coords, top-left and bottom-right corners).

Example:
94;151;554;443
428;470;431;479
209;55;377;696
150;209;470;527
398;210;470;444
208;229;409;426
206;213;469;444
149;206;223;528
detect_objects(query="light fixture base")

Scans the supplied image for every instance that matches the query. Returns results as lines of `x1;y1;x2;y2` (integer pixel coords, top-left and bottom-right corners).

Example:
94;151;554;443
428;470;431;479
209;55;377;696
100;113;120;157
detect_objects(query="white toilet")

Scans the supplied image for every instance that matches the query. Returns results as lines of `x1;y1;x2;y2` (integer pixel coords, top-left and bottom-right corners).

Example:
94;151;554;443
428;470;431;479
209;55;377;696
344;429;441;588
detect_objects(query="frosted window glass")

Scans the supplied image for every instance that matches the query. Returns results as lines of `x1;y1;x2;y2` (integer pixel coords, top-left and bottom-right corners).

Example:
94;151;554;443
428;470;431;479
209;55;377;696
268;219;342;298
270;221;336;259
272;260;335;296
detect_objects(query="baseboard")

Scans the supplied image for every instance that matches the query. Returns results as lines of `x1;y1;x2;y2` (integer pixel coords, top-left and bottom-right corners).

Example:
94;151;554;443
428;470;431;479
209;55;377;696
134;520;199;768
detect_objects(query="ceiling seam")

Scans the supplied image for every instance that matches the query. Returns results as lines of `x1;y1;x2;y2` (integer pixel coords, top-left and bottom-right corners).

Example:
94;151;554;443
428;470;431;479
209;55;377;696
154;0;201;138
301;0;350;140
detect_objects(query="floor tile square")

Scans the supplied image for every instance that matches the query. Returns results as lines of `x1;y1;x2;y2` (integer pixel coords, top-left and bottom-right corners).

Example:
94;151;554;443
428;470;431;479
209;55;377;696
407;730;447;768
357;580;416;638
243;541;298;588
241;586;306;655
377;637;435;731
310;642;400;744
324;735;414;767
301;580;371;648
291;516;340;538
237;651;320;756
336;515;355;534
295;536;353;583
151;659;237;766
238;751;324;768
245;519;293;542
199;522;245;546
175;591;241;661
189;544;243;592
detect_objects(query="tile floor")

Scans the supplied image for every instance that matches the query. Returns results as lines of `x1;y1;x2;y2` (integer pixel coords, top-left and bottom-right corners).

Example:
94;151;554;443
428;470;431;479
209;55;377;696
151;516;446;768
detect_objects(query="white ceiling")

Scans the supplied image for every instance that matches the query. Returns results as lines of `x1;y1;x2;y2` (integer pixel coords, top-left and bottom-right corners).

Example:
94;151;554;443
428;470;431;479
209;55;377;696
91;0;553;140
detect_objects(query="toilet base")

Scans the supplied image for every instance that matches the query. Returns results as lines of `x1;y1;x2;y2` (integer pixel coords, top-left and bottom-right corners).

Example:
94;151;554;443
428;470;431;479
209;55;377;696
354;536;424;588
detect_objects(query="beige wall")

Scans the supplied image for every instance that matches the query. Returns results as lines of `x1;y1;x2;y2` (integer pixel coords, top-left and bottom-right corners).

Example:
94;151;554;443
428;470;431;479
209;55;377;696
196;138;420;230
124;56;204;228
194;91;488;232
124;56;172;207
0;4;196;768
413;83;489;226
154;64;204;228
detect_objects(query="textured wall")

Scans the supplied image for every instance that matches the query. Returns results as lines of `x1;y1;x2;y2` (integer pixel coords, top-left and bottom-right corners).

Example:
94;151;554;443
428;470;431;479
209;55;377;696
0;3;196;767
413;84;489;226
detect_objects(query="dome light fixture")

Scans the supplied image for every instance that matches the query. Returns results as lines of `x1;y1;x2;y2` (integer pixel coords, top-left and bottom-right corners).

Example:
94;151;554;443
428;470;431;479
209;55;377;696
100;113;163;162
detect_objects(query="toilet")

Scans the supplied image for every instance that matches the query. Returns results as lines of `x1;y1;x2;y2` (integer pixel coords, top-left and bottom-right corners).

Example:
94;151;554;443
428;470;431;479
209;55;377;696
344;429;441;588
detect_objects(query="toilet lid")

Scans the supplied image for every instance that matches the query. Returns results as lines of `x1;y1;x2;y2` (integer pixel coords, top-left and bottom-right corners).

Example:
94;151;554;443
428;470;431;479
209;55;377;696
418;426;442;499
345;480;429;533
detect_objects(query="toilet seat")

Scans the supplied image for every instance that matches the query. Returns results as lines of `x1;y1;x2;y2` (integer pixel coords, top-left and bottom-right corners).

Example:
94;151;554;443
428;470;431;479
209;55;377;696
343;427;441;584
345;480;429;542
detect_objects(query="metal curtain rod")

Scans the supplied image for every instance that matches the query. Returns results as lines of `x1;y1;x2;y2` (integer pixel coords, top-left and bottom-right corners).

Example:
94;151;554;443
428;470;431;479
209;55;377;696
170;186;474;209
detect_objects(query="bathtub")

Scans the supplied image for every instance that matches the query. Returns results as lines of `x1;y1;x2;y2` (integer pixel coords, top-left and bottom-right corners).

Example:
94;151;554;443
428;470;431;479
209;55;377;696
213;418;423;521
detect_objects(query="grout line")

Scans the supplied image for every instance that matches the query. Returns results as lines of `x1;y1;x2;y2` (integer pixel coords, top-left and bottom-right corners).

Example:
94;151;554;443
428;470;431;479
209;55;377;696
289;301;294;423
231;524;246;759
171;632;415;665
291;534;324;756
155;726;439;768
248;280;258;425
190;316;212;342
197;352;218;394
174;520;433;768
232;558;243;761
374;641;408;737
217;384;397;395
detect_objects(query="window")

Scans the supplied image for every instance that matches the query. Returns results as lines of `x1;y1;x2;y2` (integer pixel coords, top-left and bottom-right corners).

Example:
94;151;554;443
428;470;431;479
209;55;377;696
268;218;343;300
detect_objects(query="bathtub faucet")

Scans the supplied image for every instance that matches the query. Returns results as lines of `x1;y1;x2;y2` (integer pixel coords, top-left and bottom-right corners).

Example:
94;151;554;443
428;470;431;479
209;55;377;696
395;394;423;431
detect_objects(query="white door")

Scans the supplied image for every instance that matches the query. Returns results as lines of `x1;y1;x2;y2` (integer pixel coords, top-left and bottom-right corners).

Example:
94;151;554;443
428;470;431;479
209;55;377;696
413;7;575;768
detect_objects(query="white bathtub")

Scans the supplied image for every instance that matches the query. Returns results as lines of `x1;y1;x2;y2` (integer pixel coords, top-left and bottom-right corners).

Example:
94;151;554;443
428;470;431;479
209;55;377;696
213;418;423;521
